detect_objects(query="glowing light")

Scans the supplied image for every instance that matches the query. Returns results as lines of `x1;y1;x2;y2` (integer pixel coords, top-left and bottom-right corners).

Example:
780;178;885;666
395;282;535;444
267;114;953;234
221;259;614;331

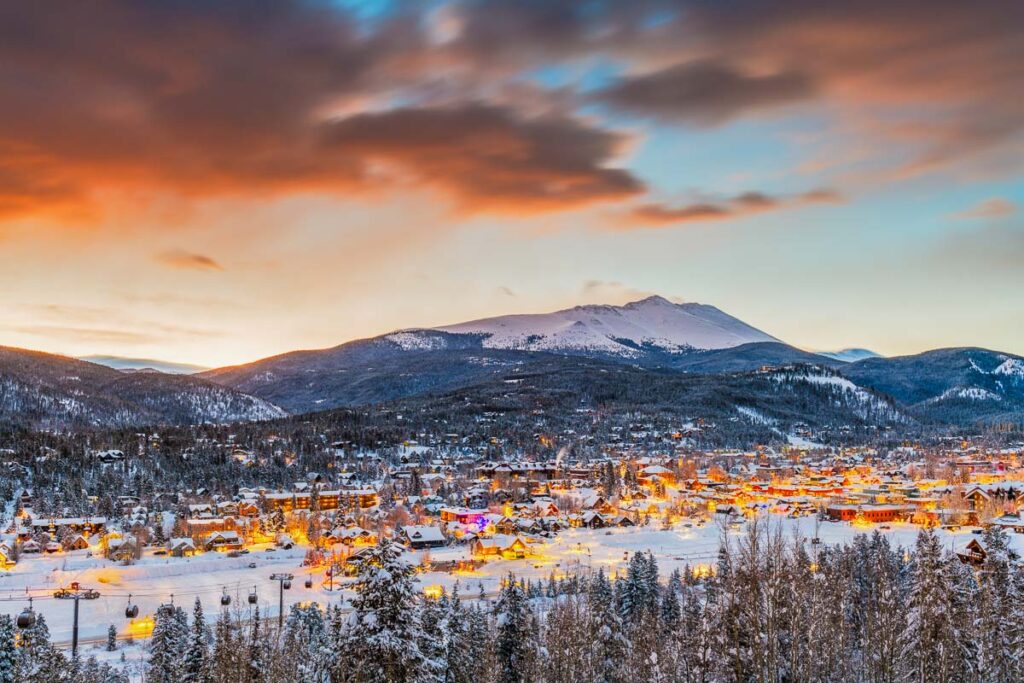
126;616;155;638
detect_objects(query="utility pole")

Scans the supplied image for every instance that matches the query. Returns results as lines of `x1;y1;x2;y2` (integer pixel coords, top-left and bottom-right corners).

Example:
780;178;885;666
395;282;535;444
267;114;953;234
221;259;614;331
269;573;293;629
53;582;100;658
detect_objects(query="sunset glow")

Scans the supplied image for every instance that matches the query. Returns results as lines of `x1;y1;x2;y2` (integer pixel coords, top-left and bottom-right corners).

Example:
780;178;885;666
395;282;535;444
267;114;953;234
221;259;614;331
0;1;1021;366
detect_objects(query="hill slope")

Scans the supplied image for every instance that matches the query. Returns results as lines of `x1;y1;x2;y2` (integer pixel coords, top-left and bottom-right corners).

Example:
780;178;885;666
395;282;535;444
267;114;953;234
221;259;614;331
0;346;284;428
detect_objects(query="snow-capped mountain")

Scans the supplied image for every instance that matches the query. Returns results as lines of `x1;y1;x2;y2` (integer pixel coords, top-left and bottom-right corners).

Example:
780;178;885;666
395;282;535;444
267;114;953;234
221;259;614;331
432;295;779;356
817;348;881;363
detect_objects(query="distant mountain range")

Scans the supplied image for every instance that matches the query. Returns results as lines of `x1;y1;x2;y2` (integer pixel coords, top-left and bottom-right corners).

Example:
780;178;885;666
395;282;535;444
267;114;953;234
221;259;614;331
81;355;209;374
817;348;882;363
2;297;1023;432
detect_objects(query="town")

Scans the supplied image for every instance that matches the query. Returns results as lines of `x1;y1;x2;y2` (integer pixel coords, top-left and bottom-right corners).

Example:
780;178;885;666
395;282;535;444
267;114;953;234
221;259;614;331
3;418;1023;661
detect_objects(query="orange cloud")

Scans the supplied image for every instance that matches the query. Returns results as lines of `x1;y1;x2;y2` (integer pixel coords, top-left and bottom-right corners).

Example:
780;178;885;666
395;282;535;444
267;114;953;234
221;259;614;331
155;250;224;271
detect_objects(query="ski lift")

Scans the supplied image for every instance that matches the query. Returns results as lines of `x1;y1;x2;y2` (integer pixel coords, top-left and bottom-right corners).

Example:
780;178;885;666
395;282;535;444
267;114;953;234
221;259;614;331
220;587;231;606
283;580;291;590
248;587;258;605
125;594;139;619
17;598;36;629
304;577;313;589
157;595;176;618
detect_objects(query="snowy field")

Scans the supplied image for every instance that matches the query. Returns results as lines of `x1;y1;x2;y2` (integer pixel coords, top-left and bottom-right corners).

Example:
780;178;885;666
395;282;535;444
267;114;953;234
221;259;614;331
1;515;1017;651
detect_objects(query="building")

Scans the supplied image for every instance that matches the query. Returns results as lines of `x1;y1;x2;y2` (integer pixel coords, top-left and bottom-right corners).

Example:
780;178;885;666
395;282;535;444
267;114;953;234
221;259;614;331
472;534;529;559
402;525;446;549
825;504;910;523
263;488;379;513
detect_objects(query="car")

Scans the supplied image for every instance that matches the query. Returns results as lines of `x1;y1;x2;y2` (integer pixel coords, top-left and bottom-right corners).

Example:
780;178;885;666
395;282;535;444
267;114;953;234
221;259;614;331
265;547;276;552
879;525;891;530
240;548;250;554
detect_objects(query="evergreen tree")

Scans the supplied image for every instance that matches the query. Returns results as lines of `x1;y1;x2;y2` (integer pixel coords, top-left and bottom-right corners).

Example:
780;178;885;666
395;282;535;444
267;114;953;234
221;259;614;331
210;607;240;683
106;624;117;652
183;598;208;683
977;526;1015;683
248;606;264;683
587;569;627;683
901;529;951;683
341;539;432;682
0;615;17;683
495;575;534;683
148;606;188;683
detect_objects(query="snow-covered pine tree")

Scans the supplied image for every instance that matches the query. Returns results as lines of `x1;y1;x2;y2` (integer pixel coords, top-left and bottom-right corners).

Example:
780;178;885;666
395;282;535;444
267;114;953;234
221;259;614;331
901;528;951;683
0;615;16;683
16;613;61;682
340;539;432;683
106;624;117;652
660;579;681;629
209;607;241;683
248;606;265;683
182;598;209;683
587;569;627;683
945;550;980;682
418;590;446;683
148;606;188;683
463;603;492;683
441;584;474;683
977;526;1015;683
495;575;535;683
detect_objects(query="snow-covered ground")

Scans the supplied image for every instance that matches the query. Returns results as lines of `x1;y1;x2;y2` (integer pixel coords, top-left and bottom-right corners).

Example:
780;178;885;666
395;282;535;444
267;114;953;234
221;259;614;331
2;515;1017;649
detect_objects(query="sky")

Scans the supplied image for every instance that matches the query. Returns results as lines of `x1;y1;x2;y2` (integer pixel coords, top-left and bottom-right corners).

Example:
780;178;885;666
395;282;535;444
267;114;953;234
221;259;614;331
0;0;1022;368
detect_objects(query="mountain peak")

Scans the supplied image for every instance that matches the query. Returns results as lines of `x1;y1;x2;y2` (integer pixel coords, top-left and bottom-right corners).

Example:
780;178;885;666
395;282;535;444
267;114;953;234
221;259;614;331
624;294;675;307
436;296;779;354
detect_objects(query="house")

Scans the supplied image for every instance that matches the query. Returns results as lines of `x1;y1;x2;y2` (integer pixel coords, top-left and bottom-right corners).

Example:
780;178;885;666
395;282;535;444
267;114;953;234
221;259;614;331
168;537;198;557
639;465;675;484
325;527;376;546
471;534;529;560
63;534;90;551
204;530;243;552
402;525;446;550
956;539;987;566
989;513;1024;533
440;507;488;526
